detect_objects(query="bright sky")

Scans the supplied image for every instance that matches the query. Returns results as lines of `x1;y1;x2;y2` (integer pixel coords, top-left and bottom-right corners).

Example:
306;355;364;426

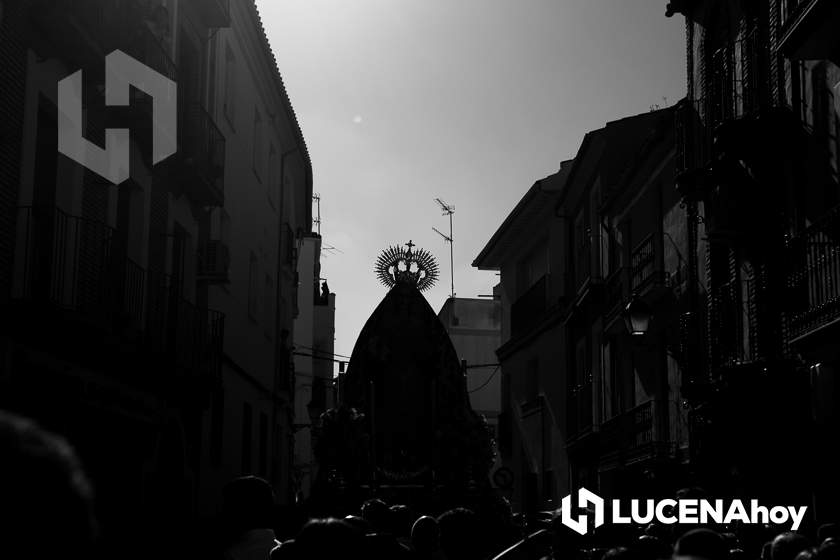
256;0;686;359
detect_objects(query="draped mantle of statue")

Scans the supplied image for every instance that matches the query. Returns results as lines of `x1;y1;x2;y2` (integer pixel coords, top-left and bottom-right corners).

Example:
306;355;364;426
313;241;494;507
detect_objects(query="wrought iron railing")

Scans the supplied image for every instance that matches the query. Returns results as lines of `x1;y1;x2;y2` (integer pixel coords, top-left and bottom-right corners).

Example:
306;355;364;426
145;272;224;378
122;22;177;82
599;400;671;461
786;205;840;339
708;280;747;368
511;274;549;338
14;205;117;320
631;234;658;292
11;206;223;378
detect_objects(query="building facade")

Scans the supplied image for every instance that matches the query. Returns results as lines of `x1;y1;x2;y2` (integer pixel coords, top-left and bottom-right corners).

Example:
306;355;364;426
474;107;693;514
437;297;503;479
293;232;336;501
0;0;311;550
473;164;573;513
666;0;840;519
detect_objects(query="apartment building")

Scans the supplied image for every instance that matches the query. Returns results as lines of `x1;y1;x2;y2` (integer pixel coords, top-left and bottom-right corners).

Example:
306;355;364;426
0;0;311;551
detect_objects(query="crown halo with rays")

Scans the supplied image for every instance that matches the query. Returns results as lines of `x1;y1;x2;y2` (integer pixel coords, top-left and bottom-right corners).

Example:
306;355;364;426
374;240;440;292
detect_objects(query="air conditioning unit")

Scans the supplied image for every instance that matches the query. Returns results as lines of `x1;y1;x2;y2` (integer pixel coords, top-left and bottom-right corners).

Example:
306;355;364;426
198;240;230;283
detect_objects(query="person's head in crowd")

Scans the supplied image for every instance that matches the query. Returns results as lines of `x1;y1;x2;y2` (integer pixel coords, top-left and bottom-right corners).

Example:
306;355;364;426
817;539;840;560
603;546;637;560
771;532;811;560
637;534;671;560
390;504;416;539
646;523;672;542
361;498;390;533
819;526;840;546
411;515;441;557
796;548;819;560
673;528;728;560
0;410;98;557
343;514;372;535
729;548;747;560
763;542;775;560
294;518;364;559
438;507;482;560
222;475;276;536
721;533;739;550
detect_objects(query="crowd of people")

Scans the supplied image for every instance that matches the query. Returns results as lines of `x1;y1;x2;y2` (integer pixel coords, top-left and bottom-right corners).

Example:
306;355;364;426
1;409;838;560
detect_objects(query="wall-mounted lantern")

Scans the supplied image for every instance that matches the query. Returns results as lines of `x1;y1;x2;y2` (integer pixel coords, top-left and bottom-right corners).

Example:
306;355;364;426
623;294;652;336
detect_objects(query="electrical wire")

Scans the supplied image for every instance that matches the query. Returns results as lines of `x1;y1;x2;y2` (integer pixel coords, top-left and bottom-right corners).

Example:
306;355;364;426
468;366;500;393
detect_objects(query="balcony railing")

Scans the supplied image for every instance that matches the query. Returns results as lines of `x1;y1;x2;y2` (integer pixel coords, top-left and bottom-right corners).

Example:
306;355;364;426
708;280;749;368
179;101;226;206
786;205;840;340
122;23;177;82
145;273;224;381
11;205;143;327
510;274;549;338
197;240;230;284
630;234;661;292
567;380;593;438
24;0;176;71
599;400;672;463
10;206;224;382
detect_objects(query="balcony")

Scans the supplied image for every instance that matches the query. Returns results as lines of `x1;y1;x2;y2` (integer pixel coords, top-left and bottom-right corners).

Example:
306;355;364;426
175;102;226;207
7;205;224;390
19;0;108;69
21;0;177;72
10;205;145;330
599;400;673;466
778;0;840;62
786;205;840;342
194;0;231;29
145;274;224;388
510;274;549;338
630;235;665;295
197;240;230;284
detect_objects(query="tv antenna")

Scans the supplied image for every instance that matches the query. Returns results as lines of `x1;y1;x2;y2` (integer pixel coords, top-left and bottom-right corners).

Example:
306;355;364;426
313;193;321;235
433;198;455;299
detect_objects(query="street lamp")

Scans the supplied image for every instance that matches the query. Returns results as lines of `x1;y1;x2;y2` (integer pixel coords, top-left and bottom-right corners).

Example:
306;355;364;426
623;294;652;336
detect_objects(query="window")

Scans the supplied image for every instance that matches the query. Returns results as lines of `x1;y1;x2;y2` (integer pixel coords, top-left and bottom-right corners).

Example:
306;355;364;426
223;43;236;127
241;402;252;473
248;252;259;320
252;108;264;181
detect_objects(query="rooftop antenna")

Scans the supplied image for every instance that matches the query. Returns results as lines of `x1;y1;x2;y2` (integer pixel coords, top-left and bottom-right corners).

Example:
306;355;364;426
433;198;455;299
313;193;321;235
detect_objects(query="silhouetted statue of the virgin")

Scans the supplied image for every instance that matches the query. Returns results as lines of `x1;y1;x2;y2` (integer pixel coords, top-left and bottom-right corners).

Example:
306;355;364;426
314;242;493;503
